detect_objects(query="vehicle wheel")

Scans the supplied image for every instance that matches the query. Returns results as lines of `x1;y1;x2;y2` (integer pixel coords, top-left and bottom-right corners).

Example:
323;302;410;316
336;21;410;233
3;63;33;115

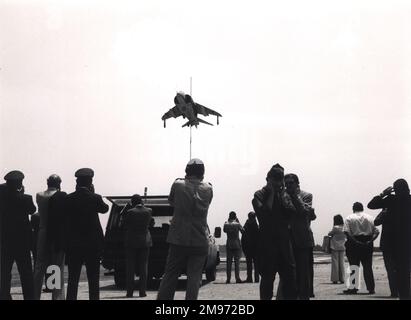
205;266;217;282
114;269;126;289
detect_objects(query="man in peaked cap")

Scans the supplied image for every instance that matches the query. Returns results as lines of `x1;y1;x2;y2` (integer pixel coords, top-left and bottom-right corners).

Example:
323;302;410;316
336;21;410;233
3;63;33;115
65;168;108;300
0;170;36;300
158;158;213;300
252;163;298;300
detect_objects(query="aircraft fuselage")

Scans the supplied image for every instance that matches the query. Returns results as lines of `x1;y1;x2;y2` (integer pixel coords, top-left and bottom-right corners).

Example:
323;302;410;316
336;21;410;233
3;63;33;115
175;93;197;122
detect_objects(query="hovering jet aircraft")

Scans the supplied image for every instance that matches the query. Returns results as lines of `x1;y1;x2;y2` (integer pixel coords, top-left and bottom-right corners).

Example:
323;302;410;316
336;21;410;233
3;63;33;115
162;92;222;128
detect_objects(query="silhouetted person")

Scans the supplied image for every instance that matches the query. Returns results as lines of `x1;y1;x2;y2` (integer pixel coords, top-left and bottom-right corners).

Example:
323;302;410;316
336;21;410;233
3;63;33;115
65;168;109;300
223;211;243;284
343;202;379;295
252;164;298;300
328;214;346;284
30;212;40;266
368;179;411;300
0;171;36;300
373;208;398;298
123;194;152;298
276;173;315;300
33;174;66;300
157;159;213;300
241;211;259;283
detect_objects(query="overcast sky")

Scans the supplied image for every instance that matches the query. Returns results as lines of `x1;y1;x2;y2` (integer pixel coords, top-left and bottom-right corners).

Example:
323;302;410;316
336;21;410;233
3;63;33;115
1;0;411;245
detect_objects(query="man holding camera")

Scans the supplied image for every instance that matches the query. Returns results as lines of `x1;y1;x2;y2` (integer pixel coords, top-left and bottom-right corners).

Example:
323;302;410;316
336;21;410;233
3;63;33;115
368;179;411;300
157;158;213;300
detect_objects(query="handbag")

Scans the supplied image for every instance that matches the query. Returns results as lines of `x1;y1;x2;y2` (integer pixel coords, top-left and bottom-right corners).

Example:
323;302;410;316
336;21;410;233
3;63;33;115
322;235;331;254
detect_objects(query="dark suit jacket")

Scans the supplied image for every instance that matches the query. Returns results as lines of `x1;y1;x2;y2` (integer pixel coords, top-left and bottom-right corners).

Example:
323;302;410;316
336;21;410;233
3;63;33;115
374;209;394;252
65;187;109;252
0;185;36;252
123;205;153;249
47;191;68;252
289;190;315;249
241;218;259;255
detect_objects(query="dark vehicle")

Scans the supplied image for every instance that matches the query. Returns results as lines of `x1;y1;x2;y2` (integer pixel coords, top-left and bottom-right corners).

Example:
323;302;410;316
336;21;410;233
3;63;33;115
102;195;221;288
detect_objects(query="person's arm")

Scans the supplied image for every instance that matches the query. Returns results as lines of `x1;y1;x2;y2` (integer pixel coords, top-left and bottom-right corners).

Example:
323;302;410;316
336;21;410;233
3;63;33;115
168;181;177;207
370;224;380;242
309;208;317;221
286;192;306;216
95;194;109;213
238;223;244;234
209;184;213;205
367;196;386;210
368;187;392;210
27;195;36;215
302;192;313;208
373;209;386;226
252;190;266;222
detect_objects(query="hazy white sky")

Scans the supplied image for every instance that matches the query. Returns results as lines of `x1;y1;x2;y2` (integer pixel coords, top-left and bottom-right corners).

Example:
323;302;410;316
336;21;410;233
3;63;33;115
1;0;411;245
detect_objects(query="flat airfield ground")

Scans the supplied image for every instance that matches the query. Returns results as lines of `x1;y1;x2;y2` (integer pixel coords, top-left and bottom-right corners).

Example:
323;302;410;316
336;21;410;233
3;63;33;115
9;252;395;300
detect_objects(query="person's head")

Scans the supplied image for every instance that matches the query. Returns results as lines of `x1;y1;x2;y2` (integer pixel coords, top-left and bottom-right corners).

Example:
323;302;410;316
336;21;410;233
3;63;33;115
248;211;256;220
352;202;364;213
333;214;344;226
4;170;24;192
131;194;143;207
185;158;205;180
228;211;237;221
75;168;94;189
47;174;61;190
393;179;410;197
266;163;284;191
284;173;300;195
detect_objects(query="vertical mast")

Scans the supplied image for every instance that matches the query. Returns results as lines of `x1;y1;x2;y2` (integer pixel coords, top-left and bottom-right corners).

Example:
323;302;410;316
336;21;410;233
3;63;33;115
189;76;192;160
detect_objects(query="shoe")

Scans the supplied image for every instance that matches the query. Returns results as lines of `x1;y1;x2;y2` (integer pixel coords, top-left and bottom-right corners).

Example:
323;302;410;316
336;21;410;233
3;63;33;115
255;278;260;283
43;288;52;293
139;292;147;298
343;289;358;295
245;278;253;283
225;279;230;284
126;294;133;298
332;281;338;284
368;290;375;295
390;294;399;298
236;279;243;284
310;294;315;298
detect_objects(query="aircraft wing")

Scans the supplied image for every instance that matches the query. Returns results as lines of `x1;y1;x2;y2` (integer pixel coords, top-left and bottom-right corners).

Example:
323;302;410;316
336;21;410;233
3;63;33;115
161;106;182;120
194;103;222;117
